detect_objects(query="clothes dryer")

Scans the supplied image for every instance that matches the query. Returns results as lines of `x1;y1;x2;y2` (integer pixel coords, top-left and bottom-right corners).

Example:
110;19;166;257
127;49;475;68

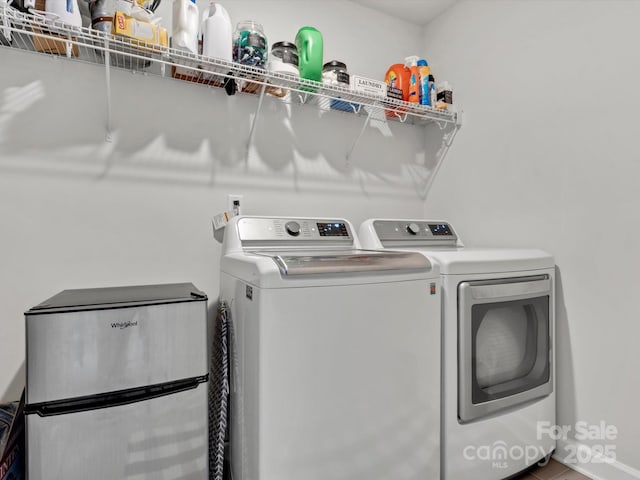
220;216;442;480
360;219;555;480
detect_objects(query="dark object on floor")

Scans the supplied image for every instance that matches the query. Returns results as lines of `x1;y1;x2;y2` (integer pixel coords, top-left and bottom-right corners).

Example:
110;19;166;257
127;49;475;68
0;402;18;455
0;390;25;480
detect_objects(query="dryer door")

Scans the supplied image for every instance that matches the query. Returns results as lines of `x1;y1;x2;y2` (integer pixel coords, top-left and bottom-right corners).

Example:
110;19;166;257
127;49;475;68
458;275;552;423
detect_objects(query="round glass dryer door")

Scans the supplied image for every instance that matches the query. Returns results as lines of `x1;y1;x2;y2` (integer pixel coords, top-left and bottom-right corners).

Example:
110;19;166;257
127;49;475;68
458;275;553;423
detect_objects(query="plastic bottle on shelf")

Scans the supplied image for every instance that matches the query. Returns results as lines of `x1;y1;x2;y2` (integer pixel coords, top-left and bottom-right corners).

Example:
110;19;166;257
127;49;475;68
322;60;356;112
404;55;420;103
23;0;82;28
233;21;268;67
172;0;199;54
49;0;82;28
385;64;410;100
428;74;437;108
266;41;299;100
89;0;114;33
268;41;299;76
295;26;323;82
436;81;454;110
201;2;232;61
384;63;410;118
232;21;268;93
416;59;431;106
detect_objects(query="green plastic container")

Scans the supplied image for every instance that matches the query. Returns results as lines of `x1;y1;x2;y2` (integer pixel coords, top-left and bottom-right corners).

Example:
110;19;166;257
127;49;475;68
295;26;323;83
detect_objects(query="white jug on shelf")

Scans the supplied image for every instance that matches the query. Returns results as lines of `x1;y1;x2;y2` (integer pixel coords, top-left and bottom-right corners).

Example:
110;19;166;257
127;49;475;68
24;0;82;28
171;0;198;54
200;2;231;61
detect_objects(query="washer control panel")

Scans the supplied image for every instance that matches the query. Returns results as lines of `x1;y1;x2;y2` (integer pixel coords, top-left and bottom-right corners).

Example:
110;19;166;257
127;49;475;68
373;220;457;246
238;217;354;244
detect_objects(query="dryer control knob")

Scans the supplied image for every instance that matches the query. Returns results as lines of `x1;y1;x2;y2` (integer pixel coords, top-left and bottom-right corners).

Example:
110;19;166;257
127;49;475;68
407;223;420;235
285;221;301;236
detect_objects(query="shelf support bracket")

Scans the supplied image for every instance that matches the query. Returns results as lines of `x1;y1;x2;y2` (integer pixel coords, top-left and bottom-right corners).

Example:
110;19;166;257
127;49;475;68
391;110;408;123
246;83;267;159
103;34;113;142
65;33;73;58
421;117;462;200
346;108;373;163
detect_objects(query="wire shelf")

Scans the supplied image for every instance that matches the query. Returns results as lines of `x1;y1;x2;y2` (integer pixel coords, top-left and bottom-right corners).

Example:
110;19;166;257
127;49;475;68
0;3;459;128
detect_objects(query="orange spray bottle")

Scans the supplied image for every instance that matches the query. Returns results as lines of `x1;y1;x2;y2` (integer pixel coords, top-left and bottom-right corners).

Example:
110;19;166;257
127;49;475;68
404;55;420;103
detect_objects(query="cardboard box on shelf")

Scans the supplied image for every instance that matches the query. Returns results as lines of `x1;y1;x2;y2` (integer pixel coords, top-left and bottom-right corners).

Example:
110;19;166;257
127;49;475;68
170;39;220;85
31;26;79;56
171;67;231;88
112;10;168;49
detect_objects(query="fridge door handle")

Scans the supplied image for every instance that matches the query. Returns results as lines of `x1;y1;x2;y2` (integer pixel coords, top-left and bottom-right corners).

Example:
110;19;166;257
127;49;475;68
25;375;208;417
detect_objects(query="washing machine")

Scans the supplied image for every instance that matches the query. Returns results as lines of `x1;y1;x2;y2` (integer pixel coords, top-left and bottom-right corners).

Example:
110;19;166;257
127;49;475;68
219;216;442;480
359;219;555;480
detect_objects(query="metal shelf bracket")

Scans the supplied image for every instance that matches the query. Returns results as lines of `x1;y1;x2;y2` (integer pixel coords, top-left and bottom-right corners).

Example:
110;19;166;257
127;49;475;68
346;108;374;163
246;83;267;158
103;34;113;142
391;110;408;123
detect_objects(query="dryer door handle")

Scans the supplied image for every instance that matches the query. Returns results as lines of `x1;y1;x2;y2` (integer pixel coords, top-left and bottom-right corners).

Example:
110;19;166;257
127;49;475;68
463;275;551;303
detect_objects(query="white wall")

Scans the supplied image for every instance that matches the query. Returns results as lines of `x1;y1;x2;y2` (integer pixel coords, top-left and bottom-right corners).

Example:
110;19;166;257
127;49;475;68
423;1;640;477
0;1;446;401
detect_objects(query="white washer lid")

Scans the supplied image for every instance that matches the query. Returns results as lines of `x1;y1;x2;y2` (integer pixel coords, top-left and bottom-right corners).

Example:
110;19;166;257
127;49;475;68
409;247;554;275
221;249;439;288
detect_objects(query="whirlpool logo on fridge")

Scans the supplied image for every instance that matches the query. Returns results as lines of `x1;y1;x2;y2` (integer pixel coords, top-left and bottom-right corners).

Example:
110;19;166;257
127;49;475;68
111;320;139;330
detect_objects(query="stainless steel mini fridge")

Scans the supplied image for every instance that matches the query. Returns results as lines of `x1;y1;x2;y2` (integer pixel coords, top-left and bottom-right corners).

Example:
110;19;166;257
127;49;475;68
24;283;209;480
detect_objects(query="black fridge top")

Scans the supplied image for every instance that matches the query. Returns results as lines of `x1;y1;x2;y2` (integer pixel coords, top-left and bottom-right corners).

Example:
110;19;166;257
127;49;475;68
26;283;207;315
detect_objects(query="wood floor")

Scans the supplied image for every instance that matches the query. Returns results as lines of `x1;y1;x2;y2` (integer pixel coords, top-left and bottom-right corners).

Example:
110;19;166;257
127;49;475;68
515;459;591;480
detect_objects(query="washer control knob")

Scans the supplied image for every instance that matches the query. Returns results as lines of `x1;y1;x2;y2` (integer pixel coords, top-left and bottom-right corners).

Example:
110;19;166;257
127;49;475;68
285;221;301;236
407;223;421;235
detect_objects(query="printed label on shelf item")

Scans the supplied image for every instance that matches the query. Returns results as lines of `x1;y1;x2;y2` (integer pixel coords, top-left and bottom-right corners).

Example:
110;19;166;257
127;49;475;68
336;71;350;85
350;75;388;98
132;20;153;41
386;86;404;101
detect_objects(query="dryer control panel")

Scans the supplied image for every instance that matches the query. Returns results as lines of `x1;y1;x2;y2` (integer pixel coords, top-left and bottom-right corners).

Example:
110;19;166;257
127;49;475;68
237;217;355;246
373;220;458;247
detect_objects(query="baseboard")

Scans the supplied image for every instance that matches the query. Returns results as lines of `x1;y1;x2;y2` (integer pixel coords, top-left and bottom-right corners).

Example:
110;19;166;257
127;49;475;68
554;440;640;480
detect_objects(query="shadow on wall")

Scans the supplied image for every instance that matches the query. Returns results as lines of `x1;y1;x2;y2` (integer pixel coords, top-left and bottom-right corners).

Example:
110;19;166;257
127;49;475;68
1;361;24;403
0;53;454;199
415;120;458;201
